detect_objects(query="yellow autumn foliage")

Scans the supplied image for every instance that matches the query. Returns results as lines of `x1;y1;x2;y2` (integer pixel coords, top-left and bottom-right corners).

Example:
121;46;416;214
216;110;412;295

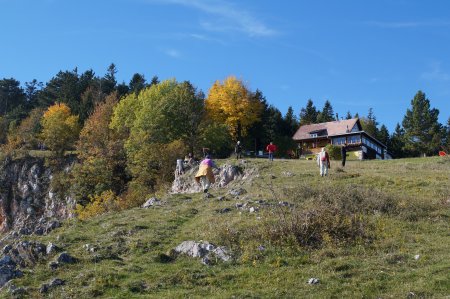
206;76;263;140
41;103;80;155
75;190;120;220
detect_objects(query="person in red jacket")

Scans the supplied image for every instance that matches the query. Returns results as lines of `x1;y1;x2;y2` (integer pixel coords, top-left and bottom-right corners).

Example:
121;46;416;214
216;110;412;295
266;141;277;161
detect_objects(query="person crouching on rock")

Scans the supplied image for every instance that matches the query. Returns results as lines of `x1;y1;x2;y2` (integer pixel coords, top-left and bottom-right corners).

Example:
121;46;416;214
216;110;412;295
195;155;219;193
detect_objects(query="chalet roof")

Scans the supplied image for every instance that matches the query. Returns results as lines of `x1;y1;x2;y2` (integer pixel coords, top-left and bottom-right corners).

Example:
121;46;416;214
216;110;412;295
292;118;360;140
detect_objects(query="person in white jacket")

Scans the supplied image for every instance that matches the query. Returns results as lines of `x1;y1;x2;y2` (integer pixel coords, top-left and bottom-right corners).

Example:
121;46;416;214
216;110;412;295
316;148;331;177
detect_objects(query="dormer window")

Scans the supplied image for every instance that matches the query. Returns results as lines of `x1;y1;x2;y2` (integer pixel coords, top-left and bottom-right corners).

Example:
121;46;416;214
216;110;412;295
310;133;318;138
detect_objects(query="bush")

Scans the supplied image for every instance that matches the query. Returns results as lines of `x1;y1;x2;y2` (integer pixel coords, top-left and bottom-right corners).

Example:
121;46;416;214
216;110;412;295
261;205;374;248
75;190;120;220
209;183;399;252
325;144;342;160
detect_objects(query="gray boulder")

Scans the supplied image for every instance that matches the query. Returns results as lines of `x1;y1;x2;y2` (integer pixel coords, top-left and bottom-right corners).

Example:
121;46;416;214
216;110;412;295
142;197;162;208
172;241;231;265
57;252;77;264
40;278;65;293
0;256;23;287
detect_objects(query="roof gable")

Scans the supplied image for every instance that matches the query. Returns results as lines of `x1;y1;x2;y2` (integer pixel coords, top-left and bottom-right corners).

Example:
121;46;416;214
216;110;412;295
292;118;360;140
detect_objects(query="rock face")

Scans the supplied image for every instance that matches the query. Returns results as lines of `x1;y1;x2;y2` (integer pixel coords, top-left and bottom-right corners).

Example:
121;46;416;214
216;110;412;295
0;157;75;235
171;163;254;194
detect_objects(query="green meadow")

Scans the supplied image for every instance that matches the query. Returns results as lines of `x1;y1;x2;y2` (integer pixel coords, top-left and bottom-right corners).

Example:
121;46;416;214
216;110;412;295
2;157;449;298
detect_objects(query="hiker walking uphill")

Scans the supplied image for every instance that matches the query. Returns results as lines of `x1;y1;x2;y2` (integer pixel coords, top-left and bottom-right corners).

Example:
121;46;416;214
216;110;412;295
317;147;331;177
266;142;277;161
235;141;243;159
341;143;347;167
195;155;219;193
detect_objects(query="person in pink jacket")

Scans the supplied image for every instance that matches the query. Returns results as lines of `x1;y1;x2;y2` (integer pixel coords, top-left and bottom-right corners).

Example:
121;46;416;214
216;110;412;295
194;155;219;193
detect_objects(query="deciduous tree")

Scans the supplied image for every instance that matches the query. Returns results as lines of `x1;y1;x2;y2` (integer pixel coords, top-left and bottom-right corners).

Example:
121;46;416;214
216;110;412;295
41;103;80;156
110;79;205;191
206;76;263;141
74;92;128;202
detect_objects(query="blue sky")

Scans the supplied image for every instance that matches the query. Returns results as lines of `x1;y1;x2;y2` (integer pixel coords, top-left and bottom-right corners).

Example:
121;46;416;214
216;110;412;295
1;0;449;131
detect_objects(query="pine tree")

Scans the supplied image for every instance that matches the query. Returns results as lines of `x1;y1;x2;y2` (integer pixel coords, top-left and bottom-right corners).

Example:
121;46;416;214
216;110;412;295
284;106;298;136
402;91;443;156
345;111;352;120
445;117;450;152
360;108;378;137
316;100;334;123
129;73;147;94
390;123;405;158
101;63;117;95
299;99;318;125
377;124;390;145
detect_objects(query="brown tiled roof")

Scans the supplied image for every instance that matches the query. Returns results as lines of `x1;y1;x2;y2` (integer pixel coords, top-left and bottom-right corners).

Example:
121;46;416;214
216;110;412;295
292;118;360;140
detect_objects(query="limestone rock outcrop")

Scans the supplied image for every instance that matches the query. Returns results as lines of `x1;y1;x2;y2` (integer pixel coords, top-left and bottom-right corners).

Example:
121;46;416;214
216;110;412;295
0;157;75;236
171;163;256;194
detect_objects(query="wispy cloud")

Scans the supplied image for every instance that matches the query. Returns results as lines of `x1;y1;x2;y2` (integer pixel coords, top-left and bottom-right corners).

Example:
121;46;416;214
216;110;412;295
165;49;181;58
421;62;450;81
188;33;226;45
146;0;277;37
367;20;450;28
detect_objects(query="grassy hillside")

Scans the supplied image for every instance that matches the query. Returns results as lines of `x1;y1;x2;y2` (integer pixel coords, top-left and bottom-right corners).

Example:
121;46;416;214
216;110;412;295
2;157;449;298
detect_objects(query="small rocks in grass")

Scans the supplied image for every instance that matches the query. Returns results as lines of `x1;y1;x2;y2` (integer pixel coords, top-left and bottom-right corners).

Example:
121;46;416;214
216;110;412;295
281;171;294;177
142;197;162;208
40;278;65;293
48;261;59;270
5;283;26;296
83;244;97;253
249;207;259;213
414;255;420;260
228;188;247;197
2;245;12;255
217;208;232;214
46;243;59;255
57;252;77;264
308;278;320;285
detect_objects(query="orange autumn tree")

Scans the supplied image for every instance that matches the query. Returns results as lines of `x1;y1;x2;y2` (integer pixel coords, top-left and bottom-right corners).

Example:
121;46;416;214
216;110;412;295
41;103;80;156
206;76;263;141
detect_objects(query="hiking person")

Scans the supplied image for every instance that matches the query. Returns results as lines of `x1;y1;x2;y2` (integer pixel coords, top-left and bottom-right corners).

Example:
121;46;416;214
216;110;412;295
341;143;347;167
266;142;277;161
235;141;243;159
195;155;219;193
317;147;331;177
175;158;184;176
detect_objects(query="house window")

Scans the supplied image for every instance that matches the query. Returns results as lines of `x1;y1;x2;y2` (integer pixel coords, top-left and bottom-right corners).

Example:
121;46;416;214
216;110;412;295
332;137;346;145
348;135;361;144
310;133;318;138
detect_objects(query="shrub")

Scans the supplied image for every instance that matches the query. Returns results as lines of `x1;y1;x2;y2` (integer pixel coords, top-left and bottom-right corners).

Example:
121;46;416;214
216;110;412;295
325;144;342;160
75;190;120;220
261;205;375;248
